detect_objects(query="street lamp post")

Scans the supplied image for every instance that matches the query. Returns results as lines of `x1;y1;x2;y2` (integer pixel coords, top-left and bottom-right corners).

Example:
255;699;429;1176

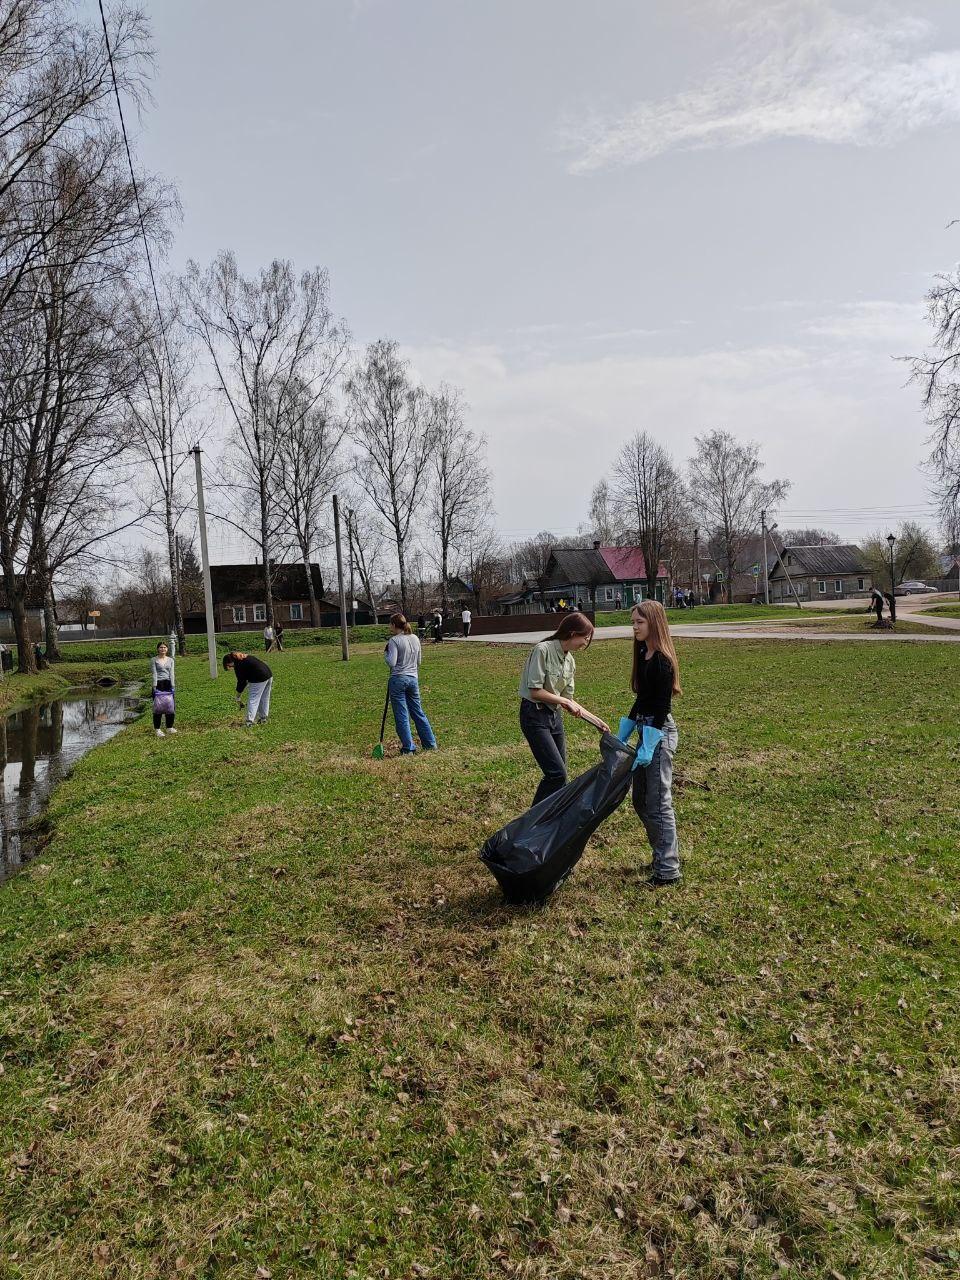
886;533;897;625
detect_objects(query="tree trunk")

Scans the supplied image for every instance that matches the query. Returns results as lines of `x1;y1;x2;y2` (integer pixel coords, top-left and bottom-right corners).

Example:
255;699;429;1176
396;537;408;615
260;480;274;627
302;543;319;627
440;533;450;617
2;561;36;675
42;577;61;662
166;517;186;656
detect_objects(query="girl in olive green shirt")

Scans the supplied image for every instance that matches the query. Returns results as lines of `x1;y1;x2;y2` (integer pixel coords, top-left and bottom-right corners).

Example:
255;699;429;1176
519;614;609;806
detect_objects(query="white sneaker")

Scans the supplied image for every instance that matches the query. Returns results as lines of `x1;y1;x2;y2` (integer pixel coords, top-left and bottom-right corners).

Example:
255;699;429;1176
168;727;178;734
156;729;165;737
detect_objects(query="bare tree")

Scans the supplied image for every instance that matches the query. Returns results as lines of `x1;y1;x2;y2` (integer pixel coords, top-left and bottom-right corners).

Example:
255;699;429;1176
346;499;387;623
0;135;163;669
0;3;154;670
588;478;620;545
778;527;842;546
124;286;203;655
610;432;686;600
427;386;490;614
183;253;348;626
912;266;960;518
687;430;790;604
275;384;347;625
347;340;434;614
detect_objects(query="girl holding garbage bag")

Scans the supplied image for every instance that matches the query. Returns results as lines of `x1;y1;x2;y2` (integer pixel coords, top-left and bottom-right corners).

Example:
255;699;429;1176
150;640;176;737
385;613;437;754
627;600;682;885
519;613;609;806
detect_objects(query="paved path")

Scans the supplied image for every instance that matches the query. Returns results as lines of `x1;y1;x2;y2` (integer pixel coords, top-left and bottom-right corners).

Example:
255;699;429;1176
468;609;960;645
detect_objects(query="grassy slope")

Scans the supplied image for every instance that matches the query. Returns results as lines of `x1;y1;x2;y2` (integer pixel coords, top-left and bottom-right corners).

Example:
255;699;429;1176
1;641;958;1279
920;604;960;618
0;662;144;716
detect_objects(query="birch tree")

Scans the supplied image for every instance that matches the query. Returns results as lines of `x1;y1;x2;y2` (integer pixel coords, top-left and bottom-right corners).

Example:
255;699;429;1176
610;432;686;600
687;430;789;604
183;253;348;626
347;340;434;613
427;386;490;614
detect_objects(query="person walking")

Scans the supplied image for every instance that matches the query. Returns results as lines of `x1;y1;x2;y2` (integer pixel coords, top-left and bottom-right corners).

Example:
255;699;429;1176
263;621;276;652
223;650;273;726
519;613;609;807
461;606;472;638
384;613;437;754
432;610;444;643
150;640;177;737
628;600;682;886
275;621;284;651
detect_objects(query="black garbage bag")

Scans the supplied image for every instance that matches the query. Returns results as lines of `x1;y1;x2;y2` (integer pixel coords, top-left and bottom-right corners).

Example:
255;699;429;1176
481;731;637;904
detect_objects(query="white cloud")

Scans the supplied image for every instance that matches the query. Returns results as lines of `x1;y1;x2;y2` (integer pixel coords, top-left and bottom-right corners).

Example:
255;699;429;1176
403;331;931;541
803;299;930;347
561;3;960;172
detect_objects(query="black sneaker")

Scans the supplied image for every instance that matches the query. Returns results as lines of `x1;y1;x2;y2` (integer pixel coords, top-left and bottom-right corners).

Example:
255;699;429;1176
647;873;681;887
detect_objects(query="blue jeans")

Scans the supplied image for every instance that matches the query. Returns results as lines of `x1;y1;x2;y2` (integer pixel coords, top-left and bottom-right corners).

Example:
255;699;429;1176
388;674;437;752
632;715;680;879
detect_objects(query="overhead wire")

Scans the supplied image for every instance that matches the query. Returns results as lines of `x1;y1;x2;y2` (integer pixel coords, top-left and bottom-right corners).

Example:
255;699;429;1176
96;0;186;435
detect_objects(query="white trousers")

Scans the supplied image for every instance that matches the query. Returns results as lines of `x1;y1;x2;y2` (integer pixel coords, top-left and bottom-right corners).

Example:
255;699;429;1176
245;678;273;724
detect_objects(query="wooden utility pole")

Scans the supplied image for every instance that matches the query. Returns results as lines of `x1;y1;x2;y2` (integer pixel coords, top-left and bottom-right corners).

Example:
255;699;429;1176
333;494;349;661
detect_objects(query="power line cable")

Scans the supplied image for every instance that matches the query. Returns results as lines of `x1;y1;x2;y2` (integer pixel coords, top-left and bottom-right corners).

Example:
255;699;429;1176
96;0;183;430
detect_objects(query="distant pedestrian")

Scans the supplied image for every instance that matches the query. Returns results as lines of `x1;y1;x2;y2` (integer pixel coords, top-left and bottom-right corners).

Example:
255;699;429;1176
867;587;885;625
263;621;276;652
151;640;176;737
432;610;444;643
461;606;472;638
385;613;437;754
223;650;273;726
275;622;284;651
615;595;623;611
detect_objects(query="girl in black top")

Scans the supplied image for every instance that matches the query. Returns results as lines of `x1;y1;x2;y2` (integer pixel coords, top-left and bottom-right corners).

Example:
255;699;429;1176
629;600;682;885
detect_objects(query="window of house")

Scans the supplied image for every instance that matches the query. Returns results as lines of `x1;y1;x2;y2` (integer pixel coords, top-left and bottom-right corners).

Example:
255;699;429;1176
254;604;266;622
817;581;826;593
290;602;303;621
858;577;864;590
786;554;792;566
232;605;246;624
834;579;842;593
633;586;644;602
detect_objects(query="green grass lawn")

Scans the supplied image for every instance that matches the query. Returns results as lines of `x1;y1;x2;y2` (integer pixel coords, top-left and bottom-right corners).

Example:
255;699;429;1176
772;615;959;636
1;640;958;1279
920;604;960;618
594;604;858;627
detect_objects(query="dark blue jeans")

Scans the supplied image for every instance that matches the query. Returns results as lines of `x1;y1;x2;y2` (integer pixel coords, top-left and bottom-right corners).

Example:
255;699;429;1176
389;674;437;753
520;698;567;806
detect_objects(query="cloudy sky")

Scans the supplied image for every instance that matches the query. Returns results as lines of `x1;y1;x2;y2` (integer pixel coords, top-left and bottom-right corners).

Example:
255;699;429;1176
126;0;960;552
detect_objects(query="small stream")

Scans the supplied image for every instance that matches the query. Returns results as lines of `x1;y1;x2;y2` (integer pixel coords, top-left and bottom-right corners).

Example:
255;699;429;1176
1;683;142;883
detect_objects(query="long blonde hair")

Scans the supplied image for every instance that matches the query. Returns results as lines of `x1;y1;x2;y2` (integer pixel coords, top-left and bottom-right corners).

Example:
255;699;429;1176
631;600;681;696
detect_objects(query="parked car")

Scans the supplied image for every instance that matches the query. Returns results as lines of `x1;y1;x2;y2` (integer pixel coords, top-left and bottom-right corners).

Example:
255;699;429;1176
894;580;938;596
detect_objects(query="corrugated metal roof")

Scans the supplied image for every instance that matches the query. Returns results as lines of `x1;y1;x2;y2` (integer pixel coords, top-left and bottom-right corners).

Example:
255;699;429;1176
773;544;867;576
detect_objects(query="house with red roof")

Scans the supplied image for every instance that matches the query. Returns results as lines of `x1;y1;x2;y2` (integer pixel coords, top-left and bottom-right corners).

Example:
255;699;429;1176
544;542;668;609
